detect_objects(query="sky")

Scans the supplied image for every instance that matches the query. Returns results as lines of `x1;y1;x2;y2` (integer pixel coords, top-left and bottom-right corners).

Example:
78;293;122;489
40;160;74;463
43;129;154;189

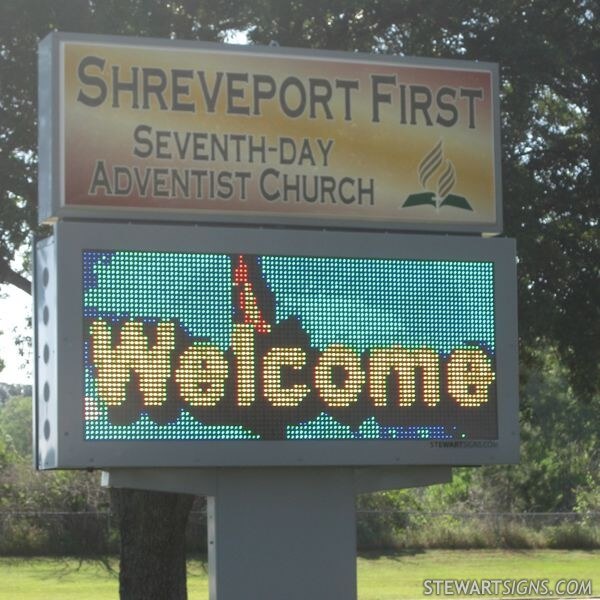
0;285;32;384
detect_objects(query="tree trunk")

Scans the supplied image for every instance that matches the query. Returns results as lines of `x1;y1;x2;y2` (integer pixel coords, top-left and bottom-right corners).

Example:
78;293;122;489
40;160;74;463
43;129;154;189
111;488;195;600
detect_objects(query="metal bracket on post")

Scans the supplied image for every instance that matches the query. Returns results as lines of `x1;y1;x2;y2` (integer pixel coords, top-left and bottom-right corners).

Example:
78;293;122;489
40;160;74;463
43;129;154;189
103;466;452;600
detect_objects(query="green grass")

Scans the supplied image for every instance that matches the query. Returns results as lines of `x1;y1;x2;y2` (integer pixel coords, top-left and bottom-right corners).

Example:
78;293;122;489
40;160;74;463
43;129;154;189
0;550;598;599
0;558;120;600
357;550;600;599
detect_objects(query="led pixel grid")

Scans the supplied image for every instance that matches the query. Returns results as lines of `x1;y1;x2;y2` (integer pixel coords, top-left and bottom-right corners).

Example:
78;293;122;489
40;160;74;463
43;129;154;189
83;251;497;441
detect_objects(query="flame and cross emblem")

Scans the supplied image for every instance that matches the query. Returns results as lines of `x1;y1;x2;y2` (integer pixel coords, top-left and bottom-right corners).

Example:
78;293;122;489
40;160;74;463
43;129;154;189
402;140;473;211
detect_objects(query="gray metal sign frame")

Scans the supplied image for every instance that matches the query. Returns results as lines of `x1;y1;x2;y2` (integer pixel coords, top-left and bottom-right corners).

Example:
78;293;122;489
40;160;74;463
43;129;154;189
38;31;503;234
35;221;518;469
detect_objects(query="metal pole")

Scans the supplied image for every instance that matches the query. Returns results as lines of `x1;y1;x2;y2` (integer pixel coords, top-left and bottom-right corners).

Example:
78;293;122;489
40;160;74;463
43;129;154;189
208;468;356;600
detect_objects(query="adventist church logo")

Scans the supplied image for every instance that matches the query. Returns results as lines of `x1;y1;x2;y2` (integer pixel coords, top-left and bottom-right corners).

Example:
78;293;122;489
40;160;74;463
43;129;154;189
402;140;473;211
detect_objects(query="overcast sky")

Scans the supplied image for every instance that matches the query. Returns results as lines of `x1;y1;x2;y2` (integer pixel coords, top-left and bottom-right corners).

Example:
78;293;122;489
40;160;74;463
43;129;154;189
0;285;32;384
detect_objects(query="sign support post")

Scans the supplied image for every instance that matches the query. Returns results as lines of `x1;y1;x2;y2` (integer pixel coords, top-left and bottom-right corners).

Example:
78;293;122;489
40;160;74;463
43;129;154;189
103;466;452;600
208;468;357;600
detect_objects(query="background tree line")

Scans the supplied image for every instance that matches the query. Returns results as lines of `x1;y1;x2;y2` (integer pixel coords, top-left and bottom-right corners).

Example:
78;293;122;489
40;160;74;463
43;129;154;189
1;348;599;553
1;0;598;597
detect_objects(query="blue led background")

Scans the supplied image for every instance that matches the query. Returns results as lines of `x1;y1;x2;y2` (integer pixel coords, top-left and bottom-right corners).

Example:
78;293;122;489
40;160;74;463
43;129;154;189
261;257;494;354
83;251;497;441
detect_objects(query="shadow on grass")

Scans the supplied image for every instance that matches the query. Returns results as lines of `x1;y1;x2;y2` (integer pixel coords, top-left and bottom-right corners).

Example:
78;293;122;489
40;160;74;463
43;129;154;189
46;556;119;580
358;548;426;561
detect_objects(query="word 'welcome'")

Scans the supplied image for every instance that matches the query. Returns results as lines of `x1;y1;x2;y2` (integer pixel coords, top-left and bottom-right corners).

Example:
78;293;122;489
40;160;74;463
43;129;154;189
90;320;495;411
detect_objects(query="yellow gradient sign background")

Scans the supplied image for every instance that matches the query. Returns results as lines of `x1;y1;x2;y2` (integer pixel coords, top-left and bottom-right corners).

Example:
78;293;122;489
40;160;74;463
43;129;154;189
61;40;498;228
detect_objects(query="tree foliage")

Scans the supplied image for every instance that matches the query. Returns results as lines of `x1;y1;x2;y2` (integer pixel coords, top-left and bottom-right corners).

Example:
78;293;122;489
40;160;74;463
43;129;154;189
0;396;108;513
0;395;32;457
468;349;599;513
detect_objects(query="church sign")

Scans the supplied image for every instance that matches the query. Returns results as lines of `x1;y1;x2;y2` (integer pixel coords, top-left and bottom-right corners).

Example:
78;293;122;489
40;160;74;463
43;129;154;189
38;33;501;233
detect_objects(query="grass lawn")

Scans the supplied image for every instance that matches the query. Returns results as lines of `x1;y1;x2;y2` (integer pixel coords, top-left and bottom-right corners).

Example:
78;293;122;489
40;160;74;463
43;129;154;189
0;550;598;599
357;549;600;599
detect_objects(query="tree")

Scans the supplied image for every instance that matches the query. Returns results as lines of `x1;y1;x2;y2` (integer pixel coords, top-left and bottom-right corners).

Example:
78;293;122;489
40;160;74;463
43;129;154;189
0;395;32;457
1;0;598;597
466;349;599;513
0;330;5;377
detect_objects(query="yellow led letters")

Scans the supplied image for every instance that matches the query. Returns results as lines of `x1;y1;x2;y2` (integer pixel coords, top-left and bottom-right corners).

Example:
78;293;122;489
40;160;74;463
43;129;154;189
175;344;228;407
90;319;174;406
447;348;495;407
232;323;255;406
314;345;365;407
369;347;441;407
263;347;309;407
91;320;495;410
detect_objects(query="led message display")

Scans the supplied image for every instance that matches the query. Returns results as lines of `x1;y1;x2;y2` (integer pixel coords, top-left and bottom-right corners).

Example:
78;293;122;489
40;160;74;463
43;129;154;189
38;33;501;232
83;251;497;442
35;222;517;468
